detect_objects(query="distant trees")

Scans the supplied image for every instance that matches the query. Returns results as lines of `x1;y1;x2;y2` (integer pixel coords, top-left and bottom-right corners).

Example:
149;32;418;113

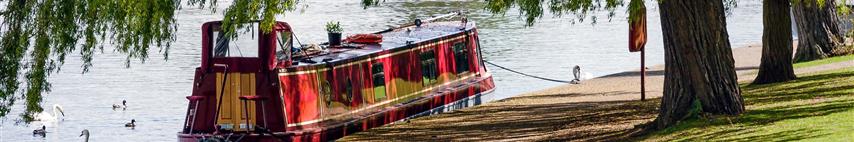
0;0;297;122
754;0;849;84
792;0;844;62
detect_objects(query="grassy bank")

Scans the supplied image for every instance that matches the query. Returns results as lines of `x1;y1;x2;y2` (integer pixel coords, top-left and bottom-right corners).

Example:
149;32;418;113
637;67;854;141
341;52;852;141
792;54;854;69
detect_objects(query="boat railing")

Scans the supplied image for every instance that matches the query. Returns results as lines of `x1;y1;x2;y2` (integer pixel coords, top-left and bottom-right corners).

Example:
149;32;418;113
375;11;465;34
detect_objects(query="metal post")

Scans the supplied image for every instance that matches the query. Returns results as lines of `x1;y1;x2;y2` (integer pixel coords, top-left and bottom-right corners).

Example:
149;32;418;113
242;99;251;132
260;102;267;128
189;101;200;134
182;101;192;133
212;64;228;129
641;47;646;101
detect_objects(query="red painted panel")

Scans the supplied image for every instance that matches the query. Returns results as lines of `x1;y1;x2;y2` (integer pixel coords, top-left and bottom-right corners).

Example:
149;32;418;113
281;73;320;125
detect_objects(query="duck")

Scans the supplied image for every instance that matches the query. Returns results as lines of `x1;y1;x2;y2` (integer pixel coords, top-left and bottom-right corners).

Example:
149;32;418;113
112;100;127;110
79;129;90;142
32;125;46;136
125;119;136;128
34;104;65;122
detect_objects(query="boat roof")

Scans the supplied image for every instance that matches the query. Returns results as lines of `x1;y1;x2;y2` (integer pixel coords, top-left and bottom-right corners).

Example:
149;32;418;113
290;21;476;67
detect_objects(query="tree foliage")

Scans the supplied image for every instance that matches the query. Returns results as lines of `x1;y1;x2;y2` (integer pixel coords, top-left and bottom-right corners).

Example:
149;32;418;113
475;0;740;26
484;0;624;26
0;0;297;122
361;0;651;25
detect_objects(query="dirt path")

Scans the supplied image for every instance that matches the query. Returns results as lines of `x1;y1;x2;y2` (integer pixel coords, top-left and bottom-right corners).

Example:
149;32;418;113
340;45;854;141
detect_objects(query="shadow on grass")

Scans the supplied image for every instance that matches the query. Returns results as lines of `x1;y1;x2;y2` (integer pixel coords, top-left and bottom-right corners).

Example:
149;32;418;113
341;92;660;141
636;69;854;141
341;69;853;142
601;66;760;78
742;71;854;106
497;91;638;102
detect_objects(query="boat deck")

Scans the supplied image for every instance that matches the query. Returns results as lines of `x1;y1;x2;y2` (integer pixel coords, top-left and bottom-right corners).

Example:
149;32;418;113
292;21;474;66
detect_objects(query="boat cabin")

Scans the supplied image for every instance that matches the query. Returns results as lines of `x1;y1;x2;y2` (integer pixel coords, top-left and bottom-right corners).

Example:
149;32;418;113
186;21;293;133
180;15;496;142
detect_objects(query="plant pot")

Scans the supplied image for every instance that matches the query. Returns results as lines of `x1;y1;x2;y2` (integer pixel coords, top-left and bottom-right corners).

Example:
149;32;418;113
328;33;342;46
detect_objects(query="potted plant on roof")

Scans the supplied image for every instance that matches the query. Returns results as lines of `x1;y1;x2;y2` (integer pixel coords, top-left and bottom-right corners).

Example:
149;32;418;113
326;21;343;46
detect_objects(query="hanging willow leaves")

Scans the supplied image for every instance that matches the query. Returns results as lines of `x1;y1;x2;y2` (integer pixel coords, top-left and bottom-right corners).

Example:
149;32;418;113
359;0;627;26
365;0;742;26
0;0;298;122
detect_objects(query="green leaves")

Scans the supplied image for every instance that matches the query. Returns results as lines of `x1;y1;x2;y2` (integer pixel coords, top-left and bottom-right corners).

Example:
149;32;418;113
0;0;298;122
220;0;297;38
628;0;645;23
485;0;625;26
0;0;35;118
360;0;629;26
326;21;344;33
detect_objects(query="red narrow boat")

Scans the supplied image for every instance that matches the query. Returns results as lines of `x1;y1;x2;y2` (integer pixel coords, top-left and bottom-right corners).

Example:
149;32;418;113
178;13;494;141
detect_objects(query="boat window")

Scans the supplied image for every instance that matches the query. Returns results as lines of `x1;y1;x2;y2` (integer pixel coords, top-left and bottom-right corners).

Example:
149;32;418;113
213;24;259;58
421;50;438;86
321;79;333;107
453;42;470;73
341;78;353;104
276;31;294;61
372;63;386;102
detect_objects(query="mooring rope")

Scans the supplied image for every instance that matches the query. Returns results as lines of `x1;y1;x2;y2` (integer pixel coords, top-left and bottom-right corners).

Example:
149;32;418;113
482;60;572;83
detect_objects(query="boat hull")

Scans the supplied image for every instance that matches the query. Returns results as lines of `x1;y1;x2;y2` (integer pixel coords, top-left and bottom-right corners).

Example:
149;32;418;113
178;74;494;142
178;20;493;142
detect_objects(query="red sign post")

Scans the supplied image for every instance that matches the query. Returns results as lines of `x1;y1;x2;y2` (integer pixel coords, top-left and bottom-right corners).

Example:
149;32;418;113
629;0;647;101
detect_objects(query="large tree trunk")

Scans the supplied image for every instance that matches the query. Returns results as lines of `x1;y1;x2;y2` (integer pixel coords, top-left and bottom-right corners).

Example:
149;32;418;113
754;0;797;84
654;0;745;129
792;0;842;62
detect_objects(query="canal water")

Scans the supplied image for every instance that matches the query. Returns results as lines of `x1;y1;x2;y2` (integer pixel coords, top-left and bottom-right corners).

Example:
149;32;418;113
0;0;763;141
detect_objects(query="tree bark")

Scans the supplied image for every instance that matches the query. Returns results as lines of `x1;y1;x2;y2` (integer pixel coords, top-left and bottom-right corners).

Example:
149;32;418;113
754;0;797;84
792;0;842;62
654;0;745;130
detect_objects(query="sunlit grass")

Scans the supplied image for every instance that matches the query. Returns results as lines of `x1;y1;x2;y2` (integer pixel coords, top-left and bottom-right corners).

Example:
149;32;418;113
793;54;854;69
638;67;854;141
742;54;852;76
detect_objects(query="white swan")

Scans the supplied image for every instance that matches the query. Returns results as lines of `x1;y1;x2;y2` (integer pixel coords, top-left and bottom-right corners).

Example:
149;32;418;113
35;104;65;122
79;129;90;142
570;65;593;84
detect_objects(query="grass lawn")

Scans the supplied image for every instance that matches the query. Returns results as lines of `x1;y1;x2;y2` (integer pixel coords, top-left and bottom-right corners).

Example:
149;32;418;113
742;54;852;76
637;67;854;141
792;54;854;69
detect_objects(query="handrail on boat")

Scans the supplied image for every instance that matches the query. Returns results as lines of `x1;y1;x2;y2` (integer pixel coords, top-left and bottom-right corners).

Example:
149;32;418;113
374;11;464;34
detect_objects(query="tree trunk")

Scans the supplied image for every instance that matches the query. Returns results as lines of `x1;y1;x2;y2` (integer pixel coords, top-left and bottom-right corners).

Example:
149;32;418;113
654;0;745;130
754;0;797;84
792;0;842;62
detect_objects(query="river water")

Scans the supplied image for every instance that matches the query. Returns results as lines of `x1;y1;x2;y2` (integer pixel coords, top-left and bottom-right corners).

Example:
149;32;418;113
0;0;763;141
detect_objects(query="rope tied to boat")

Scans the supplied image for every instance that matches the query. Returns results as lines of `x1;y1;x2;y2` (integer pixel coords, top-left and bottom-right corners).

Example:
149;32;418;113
483;60;575;83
